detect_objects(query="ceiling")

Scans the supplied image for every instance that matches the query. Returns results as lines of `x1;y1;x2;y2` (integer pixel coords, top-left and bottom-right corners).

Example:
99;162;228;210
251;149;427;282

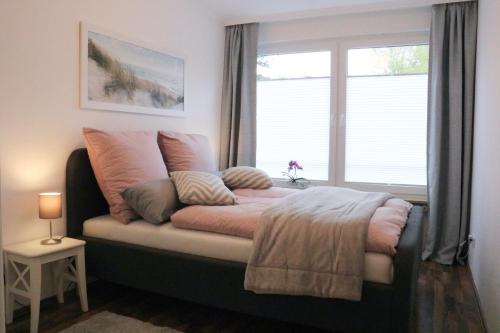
199;0;387;18
197;0;462;24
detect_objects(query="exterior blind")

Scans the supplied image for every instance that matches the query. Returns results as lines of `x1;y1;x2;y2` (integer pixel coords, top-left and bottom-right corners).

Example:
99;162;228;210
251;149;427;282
256;77;330;180
345;74;428;186
256;51;331;180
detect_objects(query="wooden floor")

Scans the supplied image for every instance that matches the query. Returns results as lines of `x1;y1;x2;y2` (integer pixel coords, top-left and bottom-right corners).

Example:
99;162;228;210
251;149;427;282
7;261;485;333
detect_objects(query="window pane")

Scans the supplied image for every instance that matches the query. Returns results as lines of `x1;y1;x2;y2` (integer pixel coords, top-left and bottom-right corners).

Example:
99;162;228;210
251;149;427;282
348;45;429;76
345;46;428;186
257;52;330;181
258;52;330;80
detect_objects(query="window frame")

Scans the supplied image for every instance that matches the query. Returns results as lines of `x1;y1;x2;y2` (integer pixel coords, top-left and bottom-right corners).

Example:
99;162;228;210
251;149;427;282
257;32;429;202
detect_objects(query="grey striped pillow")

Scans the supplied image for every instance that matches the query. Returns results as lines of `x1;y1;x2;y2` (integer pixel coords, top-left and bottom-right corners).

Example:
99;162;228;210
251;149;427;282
170;171;237;206
222;166;273;190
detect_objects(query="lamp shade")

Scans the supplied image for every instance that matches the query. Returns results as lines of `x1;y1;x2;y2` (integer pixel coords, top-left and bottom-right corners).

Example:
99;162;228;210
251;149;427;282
39;192;62;219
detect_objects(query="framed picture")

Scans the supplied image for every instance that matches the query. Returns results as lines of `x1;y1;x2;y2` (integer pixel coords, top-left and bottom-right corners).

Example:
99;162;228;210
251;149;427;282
80;23;185;117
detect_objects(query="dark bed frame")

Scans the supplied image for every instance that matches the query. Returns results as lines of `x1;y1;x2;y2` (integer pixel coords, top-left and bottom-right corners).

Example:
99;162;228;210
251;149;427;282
66;148;424;333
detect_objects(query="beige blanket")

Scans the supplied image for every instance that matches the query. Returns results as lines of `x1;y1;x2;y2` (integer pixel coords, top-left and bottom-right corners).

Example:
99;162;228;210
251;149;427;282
244;186;393;301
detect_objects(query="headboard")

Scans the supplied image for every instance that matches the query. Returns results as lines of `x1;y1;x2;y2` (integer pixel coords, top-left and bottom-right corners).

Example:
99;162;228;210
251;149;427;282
66;148;108;237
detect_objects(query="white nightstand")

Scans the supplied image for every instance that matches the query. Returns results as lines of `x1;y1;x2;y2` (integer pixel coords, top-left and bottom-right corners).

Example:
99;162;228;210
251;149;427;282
3;237;88;333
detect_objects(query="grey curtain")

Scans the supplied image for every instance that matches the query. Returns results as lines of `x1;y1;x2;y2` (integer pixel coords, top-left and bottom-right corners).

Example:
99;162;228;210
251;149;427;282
424;1;477;265
219;23;259;170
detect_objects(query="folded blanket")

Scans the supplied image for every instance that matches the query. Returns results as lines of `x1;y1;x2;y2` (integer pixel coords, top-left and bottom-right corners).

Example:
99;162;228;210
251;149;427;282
244;186;393;301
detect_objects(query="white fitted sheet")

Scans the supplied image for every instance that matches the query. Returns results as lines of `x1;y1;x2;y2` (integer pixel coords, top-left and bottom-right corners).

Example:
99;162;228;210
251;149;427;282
83;215;394;284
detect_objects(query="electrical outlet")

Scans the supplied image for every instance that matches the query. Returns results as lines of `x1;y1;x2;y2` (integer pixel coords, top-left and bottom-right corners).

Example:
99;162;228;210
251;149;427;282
468;234;475;248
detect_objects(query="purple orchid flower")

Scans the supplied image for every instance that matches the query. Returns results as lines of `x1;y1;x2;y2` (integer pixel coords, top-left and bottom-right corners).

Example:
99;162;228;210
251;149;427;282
283;160;308;186
288;160;303;170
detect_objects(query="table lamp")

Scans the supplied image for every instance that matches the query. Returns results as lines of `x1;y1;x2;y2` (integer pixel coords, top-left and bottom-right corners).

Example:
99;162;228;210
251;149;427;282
39;192;62;245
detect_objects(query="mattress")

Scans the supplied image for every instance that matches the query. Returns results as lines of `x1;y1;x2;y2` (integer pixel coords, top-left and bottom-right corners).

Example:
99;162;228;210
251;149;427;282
83;215;394;284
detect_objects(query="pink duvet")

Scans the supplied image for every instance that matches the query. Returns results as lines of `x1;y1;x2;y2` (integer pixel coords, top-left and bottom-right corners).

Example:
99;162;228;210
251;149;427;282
170;187;413;256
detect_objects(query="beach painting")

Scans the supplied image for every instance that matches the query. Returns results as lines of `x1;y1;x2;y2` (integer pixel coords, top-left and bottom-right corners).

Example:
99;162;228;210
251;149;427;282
80;23;184;117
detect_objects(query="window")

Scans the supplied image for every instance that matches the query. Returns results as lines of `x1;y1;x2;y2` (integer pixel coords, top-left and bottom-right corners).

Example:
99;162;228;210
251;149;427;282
344;45;429;186
256;36;429;199
256;51;331;181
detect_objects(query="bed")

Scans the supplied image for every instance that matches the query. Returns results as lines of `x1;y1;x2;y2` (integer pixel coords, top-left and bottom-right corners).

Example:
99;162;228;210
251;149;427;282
66;148;424;333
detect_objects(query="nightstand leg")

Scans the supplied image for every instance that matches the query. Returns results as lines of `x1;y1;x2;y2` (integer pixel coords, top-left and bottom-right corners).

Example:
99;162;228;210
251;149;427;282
29;262;42;333
4;256;14;324
51;260;65;303
75;249;88;312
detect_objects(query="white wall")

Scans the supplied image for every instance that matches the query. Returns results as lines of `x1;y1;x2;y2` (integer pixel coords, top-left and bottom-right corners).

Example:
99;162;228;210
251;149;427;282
258;7;431;44
469;0;500;332
0;0;224;247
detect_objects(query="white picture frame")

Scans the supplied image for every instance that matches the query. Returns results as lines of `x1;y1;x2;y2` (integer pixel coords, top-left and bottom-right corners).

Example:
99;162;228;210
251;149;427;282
80;22;185;117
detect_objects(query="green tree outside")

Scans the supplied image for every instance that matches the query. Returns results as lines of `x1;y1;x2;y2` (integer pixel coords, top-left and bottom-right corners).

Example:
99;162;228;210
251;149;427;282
376;45;429;74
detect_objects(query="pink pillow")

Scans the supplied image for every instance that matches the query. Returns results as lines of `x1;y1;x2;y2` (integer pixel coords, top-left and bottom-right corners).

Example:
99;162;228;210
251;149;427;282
158;131;216;173
83;128;168;223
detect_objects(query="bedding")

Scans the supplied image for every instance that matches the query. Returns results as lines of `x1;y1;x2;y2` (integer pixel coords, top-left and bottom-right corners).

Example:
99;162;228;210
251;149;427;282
233;187;298;198
83;128;168;223
171;171;237;205
367;201;412;255
245;187;393;301
171;196;278;238
222;166;273;189
158;131;216;173
121;178;179;224
82;215;395;284
171;187;412;256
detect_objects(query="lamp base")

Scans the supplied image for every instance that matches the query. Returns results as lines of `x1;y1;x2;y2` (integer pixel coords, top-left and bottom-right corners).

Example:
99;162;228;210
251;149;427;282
40;238;62;245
